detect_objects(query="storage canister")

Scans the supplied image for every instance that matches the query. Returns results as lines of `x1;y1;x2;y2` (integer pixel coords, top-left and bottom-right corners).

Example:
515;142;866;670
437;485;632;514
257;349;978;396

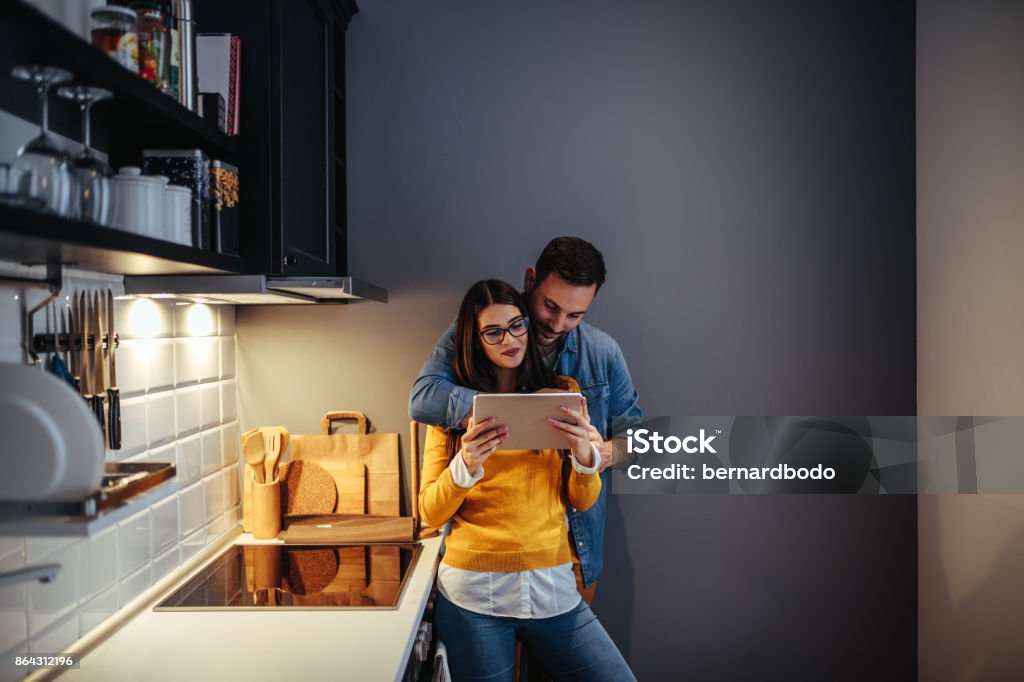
165;185;193;246
111;166;165;238
142;149;211;249
90;6;139;73
210;159;239;255
130;1;171;93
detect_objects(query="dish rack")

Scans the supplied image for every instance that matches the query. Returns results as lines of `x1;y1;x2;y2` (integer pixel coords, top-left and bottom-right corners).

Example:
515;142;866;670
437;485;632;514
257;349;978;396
0;462;175;519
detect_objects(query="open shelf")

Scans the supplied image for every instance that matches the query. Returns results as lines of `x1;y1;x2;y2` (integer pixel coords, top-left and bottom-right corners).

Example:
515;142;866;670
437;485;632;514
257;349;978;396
0;0;238;164
0;204;243;275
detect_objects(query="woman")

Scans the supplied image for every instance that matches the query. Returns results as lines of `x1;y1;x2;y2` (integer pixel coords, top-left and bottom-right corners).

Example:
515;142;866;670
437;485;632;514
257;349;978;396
419;279;635;682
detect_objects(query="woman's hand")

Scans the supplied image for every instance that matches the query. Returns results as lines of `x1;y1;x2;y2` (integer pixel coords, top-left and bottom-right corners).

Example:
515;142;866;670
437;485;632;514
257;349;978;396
547;397;599;469
460;417;508;477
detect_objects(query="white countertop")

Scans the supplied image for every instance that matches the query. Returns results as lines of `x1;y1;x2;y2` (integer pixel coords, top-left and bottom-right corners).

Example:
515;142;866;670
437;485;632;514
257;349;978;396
67;532;444;682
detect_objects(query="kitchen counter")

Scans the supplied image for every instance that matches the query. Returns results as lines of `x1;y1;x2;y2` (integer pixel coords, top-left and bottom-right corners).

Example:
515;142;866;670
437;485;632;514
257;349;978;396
65;532;444;681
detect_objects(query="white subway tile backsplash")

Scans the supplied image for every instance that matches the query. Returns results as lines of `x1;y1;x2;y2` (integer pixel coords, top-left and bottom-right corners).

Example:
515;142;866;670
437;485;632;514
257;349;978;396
114;340;148;397
204;471;225;522
149;444;176;474
176;435;202;486
118;396;148;457
25;537;75;565
224;463;240;510
0;539;23;563
78;586;117;640
29;612;78;656
174;303;218;339
27;542;79;637
199;383;221;428
151;545;180;584
180;529;205;563
178;483;205;538
206;511;236;544
147;392;177;447
218;306;235;336
77;527;116;604
0;290;19;348
117;564;151;608
222;422;239;468
147;339;175;392
222;380;237;422
174;339;201;386
197;338;220;381
220;337;236;378
175;386;200;436
201;429;222;477
151;496;179;556
0;553;27;654
116;510;150;579
116;298;173;339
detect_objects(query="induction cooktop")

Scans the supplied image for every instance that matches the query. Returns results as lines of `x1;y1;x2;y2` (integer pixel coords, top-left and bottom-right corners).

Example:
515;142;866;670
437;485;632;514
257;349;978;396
155;543;421;611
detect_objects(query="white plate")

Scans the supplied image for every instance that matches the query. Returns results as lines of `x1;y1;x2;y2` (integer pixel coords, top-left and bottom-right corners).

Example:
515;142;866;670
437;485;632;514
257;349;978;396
0;363;104;502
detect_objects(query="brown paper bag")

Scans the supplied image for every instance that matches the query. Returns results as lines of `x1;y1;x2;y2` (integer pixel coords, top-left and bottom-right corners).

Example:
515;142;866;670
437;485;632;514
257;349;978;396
290;411;401;517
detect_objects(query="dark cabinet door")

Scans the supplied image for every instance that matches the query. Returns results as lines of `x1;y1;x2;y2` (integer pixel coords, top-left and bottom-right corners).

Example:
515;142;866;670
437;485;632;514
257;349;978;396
272;0;335;275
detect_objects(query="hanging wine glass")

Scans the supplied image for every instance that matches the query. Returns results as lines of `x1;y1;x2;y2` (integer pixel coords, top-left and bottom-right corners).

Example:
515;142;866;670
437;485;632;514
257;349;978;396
57;86;114;225
8;65;75;215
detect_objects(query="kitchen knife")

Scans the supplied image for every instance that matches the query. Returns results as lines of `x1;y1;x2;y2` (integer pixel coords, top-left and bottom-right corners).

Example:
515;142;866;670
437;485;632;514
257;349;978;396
106;289;121;450
65;305;80;393
79;292;90;400
89;292;106;435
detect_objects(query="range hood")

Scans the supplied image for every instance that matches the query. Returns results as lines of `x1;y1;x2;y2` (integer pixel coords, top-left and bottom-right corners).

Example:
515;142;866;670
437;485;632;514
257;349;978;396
122;275;388;305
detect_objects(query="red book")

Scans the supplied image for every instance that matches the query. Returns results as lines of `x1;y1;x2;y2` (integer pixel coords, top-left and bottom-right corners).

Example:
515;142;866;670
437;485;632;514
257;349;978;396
197;33;242;136
228;36;241;136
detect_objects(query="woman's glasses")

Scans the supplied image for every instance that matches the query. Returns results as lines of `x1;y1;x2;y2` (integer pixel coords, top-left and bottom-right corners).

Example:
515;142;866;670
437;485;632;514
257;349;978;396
480;316;529;345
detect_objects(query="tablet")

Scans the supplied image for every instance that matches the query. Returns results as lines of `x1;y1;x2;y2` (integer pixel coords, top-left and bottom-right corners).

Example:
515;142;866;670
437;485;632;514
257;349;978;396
472;392;583;451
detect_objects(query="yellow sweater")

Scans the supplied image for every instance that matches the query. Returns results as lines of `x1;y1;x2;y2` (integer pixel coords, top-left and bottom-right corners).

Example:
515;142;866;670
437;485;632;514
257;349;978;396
418;381;601;573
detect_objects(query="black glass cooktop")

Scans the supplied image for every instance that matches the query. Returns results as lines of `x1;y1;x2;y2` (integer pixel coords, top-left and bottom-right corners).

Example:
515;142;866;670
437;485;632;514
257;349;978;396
155;543;421;611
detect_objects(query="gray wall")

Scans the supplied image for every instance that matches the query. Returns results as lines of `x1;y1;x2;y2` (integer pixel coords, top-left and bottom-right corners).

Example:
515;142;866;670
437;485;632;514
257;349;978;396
238;1;917;678
917;0;1024;679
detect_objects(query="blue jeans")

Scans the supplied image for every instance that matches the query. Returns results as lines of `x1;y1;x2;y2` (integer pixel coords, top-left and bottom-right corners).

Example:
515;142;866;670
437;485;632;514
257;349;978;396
434;593;635;682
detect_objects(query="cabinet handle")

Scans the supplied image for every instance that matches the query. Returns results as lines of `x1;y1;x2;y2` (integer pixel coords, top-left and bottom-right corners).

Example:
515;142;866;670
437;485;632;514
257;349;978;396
283;254;298;268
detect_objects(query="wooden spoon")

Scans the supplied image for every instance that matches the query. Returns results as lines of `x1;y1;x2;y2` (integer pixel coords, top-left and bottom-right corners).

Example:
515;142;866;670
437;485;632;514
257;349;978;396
243;430;266;484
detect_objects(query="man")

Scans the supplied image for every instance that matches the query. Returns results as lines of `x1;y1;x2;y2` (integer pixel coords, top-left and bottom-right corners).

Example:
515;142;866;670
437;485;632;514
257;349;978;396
409;236;643;598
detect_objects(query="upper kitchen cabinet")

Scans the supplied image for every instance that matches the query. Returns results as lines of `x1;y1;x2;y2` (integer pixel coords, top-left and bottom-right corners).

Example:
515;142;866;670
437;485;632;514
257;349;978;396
198;0;357;277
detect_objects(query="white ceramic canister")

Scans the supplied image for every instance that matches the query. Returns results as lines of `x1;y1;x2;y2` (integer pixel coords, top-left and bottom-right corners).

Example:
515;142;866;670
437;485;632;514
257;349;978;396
111;166;167;237
165;184;193;245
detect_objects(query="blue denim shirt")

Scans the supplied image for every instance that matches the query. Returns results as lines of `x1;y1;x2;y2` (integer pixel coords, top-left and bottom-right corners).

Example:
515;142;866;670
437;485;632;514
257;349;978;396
409;320;643;586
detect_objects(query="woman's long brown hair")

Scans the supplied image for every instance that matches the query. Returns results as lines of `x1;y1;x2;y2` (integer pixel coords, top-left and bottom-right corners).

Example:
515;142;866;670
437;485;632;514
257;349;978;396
445;279;563;461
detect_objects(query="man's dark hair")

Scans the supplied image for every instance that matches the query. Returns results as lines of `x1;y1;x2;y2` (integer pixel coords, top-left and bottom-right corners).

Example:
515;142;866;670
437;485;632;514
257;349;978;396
534;236;607;291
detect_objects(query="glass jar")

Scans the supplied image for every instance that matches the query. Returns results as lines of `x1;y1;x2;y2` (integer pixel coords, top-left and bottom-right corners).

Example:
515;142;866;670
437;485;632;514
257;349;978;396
90;6;139;74
130;1;171;93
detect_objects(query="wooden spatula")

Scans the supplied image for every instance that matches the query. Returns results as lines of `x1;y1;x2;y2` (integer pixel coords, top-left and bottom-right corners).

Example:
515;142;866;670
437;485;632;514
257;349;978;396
264;426;287;483
262;427;281;481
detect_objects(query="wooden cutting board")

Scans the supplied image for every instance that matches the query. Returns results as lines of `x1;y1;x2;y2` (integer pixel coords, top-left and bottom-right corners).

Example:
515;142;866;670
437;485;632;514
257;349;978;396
281;513;415;544
335;463;366;514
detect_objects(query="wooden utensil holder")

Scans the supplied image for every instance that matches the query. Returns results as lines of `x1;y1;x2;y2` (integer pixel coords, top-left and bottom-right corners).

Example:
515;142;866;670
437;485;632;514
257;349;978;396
252;479;282;539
